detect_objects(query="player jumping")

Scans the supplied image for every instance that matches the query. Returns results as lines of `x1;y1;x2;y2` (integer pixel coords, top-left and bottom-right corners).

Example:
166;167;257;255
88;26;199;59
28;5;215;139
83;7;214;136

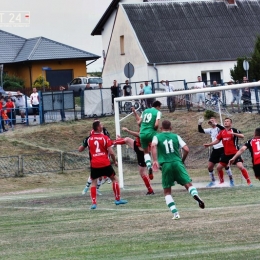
151;120;205;220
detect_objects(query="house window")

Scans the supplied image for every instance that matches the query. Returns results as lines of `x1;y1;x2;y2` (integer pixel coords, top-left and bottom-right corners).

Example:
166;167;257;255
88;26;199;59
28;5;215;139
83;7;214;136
201;71;222;86
120;35;125;55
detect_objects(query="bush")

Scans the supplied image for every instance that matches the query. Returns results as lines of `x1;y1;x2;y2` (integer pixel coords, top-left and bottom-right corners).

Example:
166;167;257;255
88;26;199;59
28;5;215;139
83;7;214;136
33;75;50;90
3;74;24;90
204;110;216;119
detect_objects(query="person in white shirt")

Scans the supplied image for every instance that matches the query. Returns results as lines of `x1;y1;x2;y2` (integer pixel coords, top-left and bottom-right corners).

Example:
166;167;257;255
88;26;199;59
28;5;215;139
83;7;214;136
30;88;39;122
194;76;206;111
160;80;175;112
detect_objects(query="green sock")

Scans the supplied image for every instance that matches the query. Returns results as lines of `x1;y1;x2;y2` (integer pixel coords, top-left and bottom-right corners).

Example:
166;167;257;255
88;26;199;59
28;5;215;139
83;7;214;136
188;186;198;197
165;195;178;213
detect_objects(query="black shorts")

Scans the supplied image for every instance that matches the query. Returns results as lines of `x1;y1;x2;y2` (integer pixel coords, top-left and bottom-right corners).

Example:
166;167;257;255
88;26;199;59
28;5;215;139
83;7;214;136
91;165;115;180
219;154;243;166
209;147;224;164
253;164;260;179
32;104;39;114
134;141;146;167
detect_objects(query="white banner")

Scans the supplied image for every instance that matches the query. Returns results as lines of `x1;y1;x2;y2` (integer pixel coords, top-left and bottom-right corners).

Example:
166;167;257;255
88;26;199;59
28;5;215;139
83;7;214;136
84;88;113;116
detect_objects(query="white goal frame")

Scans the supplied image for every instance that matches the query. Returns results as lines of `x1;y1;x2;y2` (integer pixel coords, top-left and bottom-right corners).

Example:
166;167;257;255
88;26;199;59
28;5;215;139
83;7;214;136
114;82;260;188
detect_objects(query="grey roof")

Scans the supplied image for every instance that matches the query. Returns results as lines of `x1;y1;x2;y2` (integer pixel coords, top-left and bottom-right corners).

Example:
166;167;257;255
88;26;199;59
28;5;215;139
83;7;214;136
0;30;100;64
123;0;260;64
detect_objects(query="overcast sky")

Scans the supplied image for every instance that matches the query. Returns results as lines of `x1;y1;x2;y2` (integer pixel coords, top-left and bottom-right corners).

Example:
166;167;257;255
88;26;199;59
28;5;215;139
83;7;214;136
1;0;111;71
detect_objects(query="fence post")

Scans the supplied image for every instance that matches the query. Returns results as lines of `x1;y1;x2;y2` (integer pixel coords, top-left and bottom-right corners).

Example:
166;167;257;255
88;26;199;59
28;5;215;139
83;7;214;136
151;79;154;94
38;91;44;124
221;79;226;107
254;87;260;113
184;80;190;111
80;90;84;119
60;151;64;173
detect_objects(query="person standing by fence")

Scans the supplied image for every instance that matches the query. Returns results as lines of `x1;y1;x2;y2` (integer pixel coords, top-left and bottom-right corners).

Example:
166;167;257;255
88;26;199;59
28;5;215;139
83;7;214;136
161;80;175;112
123;80;132;97
6;96;15;126
59;86;66;121
143;81;153;108
0;96;8;132
111;80;119;110
16;91;26;124
194;76;206;111
30;88;39;122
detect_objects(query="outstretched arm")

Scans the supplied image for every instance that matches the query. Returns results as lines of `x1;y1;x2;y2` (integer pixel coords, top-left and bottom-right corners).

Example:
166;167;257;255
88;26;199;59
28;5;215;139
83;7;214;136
204;139;220;147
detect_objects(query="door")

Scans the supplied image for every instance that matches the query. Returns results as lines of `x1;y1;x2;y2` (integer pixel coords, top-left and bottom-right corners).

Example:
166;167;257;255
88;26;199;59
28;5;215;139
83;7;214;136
46;69;73;88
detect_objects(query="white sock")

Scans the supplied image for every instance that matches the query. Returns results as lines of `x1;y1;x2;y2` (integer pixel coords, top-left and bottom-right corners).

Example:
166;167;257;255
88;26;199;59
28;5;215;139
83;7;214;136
165;195;178;213
144;154;152;168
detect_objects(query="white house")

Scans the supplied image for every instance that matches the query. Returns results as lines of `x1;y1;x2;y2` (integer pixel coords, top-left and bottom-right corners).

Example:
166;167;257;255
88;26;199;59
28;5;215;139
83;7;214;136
92;0;260;93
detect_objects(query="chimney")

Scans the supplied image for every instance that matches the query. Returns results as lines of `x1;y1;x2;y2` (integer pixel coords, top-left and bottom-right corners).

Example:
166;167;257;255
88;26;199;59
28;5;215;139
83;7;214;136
227;0;236;4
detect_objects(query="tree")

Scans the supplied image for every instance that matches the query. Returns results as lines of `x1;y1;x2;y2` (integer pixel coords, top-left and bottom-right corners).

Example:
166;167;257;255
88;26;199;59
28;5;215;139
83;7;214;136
230;36;260;82
33;75;50;90
3;74;24;90
250;35;260;81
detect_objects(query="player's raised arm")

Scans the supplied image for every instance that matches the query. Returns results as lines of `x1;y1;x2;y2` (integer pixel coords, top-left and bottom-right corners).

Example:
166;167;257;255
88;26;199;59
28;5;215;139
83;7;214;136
198;117;205;133
78;137;89;152
122;127;139;137
151;136;159;171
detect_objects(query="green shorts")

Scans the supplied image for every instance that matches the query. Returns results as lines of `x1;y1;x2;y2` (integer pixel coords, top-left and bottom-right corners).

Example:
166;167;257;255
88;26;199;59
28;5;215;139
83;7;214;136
140;131;156;149
161;161;191;188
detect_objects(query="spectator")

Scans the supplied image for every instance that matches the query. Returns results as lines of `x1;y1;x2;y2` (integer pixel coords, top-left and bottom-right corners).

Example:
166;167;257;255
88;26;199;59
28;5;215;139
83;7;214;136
194;76;206;111
211;81;221;103
229;80;241;113
139;83;144;95
111;80;119;110
161;80;175;112
16;91;26;124
123;80;132;96
241;87;252;113
143;81;153;108
59;86;66;121
0;97;8;132
86;83;92;90
5;96;15;126
30;87;39;122
242;76;248;83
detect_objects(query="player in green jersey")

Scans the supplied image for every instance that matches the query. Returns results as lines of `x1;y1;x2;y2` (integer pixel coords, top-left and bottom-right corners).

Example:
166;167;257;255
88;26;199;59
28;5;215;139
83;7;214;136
151;120;205;220
138;100;162;180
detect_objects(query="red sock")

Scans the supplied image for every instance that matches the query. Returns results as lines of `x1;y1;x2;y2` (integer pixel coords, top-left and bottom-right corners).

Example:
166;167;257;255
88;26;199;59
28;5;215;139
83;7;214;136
112;182;120;201
241;168;251;183
218;170;224;183
90;187;97;205
142;175;153;193
113;138;126;145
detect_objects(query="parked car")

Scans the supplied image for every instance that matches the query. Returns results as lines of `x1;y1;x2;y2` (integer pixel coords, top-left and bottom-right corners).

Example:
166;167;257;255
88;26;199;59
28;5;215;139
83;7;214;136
68;77;102;96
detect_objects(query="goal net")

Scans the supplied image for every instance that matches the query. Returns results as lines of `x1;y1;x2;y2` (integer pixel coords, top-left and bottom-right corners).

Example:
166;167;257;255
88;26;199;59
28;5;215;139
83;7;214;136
114;81;260;189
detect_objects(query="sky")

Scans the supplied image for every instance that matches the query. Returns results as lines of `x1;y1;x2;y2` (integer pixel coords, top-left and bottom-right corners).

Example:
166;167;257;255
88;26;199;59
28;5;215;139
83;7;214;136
1;0;111;72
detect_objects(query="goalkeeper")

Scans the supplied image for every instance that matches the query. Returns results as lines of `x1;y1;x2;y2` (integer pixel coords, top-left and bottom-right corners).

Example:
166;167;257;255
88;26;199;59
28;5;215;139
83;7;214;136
198;116;233;187
137;100;162;180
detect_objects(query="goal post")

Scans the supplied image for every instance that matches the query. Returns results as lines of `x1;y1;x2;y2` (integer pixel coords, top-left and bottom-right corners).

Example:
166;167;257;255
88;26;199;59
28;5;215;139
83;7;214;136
114;81;260;188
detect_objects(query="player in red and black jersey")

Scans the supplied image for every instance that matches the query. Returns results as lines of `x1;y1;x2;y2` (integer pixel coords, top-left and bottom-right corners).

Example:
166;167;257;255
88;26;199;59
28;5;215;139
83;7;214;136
78;120;127;209
229;127;260;180
204;118;252;187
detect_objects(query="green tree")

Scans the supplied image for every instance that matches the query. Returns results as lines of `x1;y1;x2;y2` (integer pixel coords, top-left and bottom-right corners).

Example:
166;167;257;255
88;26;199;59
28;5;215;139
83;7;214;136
33;75;50;90
3;74;24;90
250;35;260;81
230;57;253;82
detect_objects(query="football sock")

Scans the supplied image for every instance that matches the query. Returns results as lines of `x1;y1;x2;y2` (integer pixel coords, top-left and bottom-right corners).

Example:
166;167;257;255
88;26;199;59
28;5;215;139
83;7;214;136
218;169;224;182
85;177;92;188
208;171;215;182
241;168;251;183
97;179;102;190
188;186;198;197
142;175;153;193
112;182;120;201
165;195;178;213
90;187;97;205
113;138;126;145
144;154;152;169
225;167;233;180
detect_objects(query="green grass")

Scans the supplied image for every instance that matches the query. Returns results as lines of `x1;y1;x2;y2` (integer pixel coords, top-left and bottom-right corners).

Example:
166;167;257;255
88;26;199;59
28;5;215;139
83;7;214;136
1;170;260;260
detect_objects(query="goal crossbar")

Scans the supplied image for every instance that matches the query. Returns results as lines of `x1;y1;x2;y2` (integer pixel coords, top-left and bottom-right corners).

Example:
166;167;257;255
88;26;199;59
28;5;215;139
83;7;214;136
114;82;260;188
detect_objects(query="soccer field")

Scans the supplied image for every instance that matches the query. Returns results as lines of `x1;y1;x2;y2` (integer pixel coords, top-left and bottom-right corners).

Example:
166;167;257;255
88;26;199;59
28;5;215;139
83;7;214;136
1;170;260;260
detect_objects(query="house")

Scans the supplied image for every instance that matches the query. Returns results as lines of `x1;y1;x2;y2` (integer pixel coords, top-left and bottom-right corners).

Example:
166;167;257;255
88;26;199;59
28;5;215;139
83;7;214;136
92;0;260;92
0;30;100;88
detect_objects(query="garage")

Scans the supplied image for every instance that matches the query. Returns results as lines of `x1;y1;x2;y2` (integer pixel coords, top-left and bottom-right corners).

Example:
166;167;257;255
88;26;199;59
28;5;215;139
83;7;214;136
46;69;73;88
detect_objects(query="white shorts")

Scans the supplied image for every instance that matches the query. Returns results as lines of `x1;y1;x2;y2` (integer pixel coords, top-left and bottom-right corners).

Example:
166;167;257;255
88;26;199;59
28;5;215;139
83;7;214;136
196;93;205;103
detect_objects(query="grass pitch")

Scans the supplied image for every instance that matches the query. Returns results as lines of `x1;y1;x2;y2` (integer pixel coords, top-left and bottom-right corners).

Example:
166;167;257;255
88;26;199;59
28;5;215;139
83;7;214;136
1;170;260;260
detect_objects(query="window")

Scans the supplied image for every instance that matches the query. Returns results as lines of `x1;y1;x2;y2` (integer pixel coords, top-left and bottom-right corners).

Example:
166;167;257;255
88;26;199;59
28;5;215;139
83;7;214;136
120;35;125;55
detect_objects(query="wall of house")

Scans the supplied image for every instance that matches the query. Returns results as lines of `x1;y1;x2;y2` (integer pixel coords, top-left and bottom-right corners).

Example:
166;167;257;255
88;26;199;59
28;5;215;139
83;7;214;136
148;60;237;87
102;4;148;91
